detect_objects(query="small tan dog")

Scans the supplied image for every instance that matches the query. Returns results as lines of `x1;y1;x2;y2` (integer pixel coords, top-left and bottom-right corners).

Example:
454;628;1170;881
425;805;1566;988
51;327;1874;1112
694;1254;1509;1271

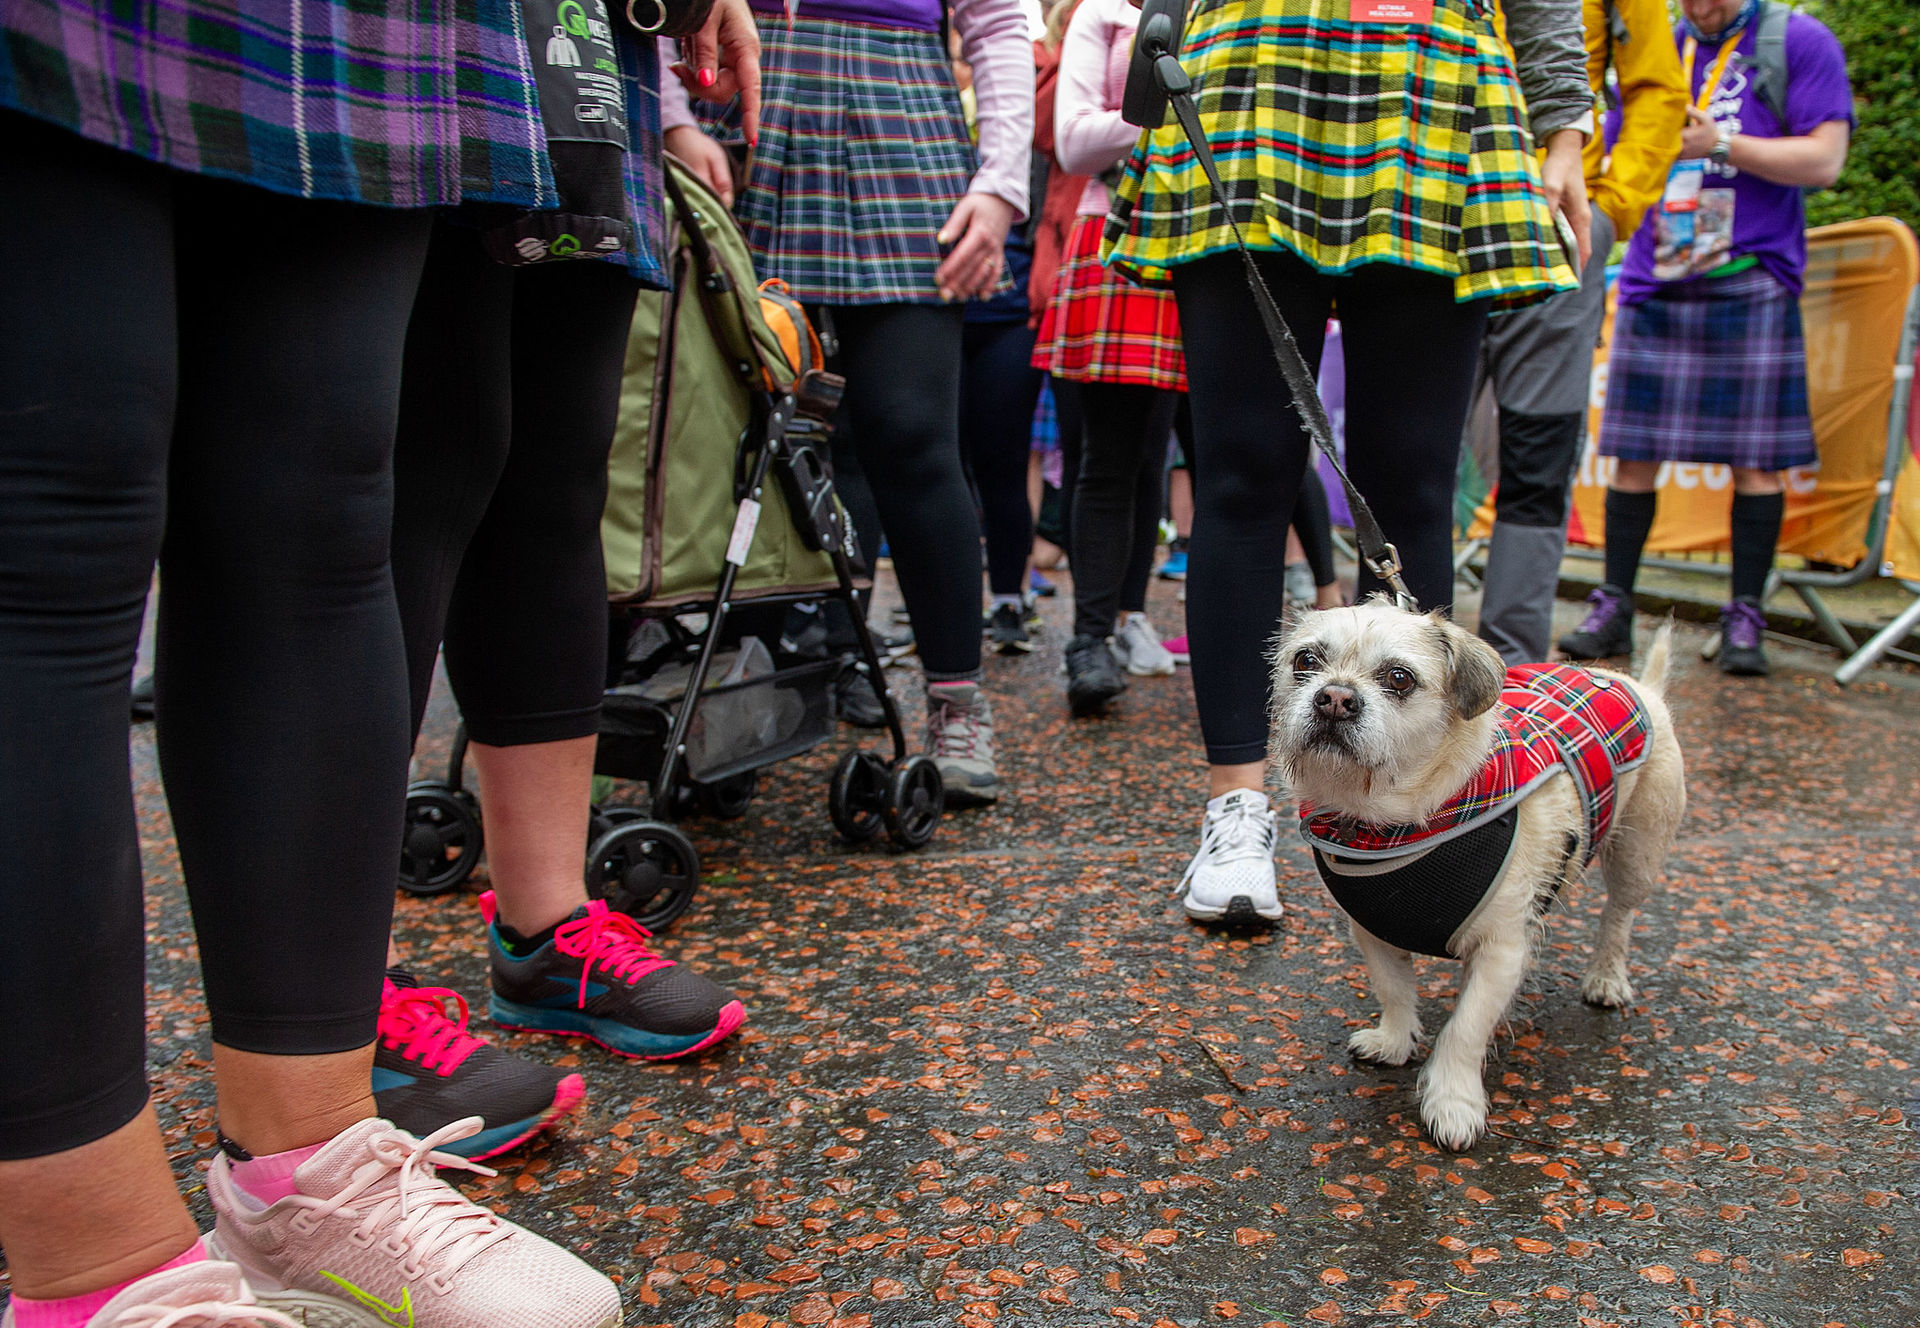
1268;598;1686;1150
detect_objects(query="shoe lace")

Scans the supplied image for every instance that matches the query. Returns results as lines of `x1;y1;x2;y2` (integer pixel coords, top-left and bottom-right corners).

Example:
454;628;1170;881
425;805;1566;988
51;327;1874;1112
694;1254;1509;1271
378;986;485;1076
925;691;982;761
285;1120;512;1281
553;903;674;1008
108;1301;304;1328
1178;797;1276;892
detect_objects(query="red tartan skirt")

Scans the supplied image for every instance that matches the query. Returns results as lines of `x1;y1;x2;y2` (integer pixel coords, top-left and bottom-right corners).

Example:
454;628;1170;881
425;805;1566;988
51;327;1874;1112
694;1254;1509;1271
1032;215;1187;390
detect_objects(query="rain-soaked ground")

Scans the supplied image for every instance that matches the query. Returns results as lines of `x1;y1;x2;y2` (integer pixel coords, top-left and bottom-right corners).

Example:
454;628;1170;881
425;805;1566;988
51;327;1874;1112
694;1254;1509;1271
62;575;1920;1325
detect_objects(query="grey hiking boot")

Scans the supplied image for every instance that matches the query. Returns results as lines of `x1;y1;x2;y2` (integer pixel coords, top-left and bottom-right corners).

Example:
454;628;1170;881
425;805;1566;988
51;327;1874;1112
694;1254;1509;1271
925;680;999;806
1558;584;1635;660
1719;597;1770;676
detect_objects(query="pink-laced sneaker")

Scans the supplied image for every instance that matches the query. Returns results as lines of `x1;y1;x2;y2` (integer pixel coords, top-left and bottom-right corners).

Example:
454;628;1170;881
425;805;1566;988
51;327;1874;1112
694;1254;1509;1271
207;1118;621;1328
373;969;584;1161
484;894;745;1060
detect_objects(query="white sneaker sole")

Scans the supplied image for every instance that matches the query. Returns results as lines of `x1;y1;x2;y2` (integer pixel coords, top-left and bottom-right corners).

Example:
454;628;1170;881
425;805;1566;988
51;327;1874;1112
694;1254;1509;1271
1184;894;1284;924
1124;656;1176;677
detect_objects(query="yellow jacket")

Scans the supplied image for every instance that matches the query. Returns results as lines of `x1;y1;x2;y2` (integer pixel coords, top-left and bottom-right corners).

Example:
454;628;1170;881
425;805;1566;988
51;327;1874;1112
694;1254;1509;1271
1583;0;1689;239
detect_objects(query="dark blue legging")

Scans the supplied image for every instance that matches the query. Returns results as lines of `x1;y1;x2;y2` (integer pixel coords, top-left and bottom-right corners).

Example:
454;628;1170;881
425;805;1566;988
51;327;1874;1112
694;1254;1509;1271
0;114;429;1158
1172;251;1489;765
959;318;1044;599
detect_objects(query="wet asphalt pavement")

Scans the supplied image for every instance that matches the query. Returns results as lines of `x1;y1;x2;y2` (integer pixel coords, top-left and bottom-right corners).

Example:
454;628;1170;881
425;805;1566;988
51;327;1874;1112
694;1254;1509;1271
52;575;1920;1326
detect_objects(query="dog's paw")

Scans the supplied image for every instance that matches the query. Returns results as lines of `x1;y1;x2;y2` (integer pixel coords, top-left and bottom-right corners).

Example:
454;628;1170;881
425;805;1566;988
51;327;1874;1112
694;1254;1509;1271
1419;1076;1489;1152
1580;970;1635;1009
1348;1025;1419;1066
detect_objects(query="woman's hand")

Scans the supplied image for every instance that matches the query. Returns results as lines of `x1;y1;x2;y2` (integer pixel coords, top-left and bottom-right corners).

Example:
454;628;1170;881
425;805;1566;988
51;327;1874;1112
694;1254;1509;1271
665;125;734;206
1677;105;1720;161
934;193;1017;303
1539;126;1593;269
672;0;761;145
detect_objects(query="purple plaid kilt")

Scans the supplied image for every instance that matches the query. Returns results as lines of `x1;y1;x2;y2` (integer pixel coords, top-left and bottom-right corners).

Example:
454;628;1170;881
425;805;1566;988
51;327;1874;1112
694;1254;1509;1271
1598;266;1818;471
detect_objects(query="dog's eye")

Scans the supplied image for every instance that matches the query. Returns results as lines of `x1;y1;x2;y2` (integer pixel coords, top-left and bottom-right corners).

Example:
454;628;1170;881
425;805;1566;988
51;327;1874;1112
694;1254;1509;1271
1383;667;1416;694
1293;649;1321;676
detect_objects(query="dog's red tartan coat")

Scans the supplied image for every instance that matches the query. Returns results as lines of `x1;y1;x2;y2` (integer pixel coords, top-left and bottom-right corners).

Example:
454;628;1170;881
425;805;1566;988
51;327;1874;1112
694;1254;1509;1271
1300;664;1654;864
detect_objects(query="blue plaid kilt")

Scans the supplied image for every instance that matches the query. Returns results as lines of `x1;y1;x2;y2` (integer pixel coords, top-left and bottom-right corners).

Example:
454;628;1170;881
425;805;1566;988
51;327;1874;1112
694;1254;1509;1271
695;16;986;306
1598;266;1818;471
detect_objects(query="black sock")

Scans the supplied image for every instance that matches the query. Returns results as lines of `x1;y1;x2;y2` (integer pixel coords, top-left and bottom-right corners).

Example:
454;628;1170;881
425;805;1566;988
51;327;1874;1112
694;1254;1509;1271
1603;488;1658;595
1729;490;1785;602
496;918;566;956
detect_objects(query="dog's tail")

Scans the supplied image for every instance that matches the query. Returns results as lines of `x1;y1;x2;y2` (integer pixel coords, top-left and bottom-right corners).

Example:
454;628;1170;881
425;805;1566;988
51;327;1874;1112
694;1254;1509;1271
1637;619;1674;696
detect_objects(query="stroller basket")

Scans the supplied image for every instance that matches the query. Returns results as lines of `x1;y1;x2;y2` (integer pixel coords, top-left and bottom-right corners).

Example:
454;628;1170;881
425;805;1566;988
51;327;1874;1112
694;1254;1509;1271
598;656;837;786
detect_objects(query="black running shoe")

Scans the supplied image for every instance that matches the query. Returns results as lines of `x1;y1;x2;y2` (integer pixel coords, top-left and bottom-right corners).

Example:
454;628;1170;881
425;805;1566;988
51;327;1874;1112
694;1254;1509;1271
833;660;889;727
1065;634;1126;716
484;895;746;1060
987;601;1034;654
373;969;583;1162
1558;584;1635;659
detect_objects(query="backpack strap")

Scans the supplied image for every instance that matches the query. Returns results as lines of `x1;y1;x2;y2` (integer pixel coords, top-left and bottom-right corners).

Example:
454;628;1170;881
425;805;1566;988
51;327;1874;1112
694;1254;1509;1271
1751;0;1790;125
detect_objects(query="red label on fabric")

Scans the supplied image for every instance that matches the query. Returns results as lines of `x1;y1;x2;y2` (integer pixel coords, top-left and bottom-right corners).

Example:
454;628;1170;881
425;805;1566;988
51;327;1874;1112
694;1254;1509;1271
1348;0;1433;20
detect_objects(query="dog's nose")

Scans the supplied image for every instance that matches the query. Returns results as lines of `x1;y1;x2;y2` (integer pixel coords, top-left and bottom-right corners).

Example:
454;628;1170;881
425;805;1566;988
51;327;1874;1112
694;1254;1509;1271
1313;683;1362;721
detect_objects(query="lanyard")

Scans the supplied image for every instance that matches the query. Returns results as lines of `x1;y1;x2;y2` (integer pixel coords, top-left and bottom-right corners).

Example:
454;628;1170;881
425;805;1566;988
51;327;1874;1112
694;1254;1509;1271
1682;33;1743;113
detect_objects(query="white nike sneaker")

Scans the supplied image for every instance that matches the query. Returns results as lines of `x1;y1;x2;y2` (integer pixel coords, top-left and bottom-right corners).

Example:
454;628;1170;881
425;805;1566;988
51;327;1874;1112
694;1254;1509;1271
206;1118;621;1328
1179;788;1284;924
1114;614;1177;677
0;1259;298;1328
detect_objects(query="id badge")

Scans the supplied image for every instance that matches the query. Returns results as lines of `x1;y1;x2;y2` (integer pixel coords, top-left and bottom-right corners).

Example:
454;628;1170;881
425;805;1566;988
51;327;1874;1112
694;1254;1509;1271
1348;0;1435;21
1662;159;1705;214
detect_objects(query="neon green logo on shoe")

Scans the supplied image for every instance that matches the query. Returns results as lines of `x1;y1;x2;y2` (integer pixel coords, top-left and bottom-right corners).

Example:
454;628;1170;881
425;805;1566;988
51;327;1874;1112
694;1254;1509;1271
319;1271;415;1327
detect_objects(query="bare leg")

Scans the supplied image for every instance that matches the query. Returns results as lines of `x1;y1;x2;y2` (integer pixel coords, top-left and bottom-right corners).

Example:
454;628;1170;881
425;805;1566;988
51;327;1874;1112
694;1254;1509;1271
1346;923;1422;1065
0;1111;200;1299
469;735;596;937
1208;762;1266;801
1419;935;1531;1150
213;1045;378;1157
1169;466;1193;541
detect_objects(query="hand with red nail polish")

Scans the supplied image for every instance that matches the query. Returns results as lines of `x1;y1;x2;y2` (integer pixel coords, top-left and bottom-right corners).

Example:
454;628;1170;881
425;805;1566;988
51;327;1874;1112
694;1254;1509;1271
671;0;761;144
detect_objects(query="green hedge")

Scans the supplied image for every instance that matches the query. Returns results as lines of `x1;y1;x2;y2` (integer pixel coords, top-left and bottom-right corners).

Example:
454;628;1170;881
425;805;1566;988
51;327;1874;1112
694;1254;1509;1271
1803;0;1920;233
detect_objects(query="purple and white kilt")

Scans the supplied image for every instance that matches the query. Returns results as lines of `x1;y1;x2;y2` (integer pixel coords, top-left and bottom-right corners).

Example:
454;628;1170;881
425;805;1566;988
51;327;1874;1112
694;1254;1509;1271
1598;266;1818;471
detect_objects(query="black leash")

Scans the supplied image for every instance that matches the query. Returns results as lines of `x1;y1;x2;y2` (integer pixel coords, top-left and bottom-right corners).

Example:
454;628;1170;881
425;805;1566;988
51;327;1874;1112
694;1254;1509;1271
1123;0;1418;611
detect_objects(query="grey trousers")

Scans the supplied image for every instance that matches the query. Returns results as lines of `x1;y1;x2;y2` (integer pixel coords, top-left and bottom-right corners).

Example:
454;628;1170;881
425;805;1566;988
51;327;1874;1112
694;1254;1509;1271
1476;208;1616;664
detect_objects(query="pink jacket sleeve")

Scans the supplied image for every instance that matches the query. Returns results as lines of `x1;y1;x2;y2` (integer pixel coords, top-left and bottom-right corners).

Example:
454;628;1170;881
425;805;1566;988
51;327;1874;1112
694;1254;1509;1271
1053;0;1140;178
953;0;1035;219
657;40;698;132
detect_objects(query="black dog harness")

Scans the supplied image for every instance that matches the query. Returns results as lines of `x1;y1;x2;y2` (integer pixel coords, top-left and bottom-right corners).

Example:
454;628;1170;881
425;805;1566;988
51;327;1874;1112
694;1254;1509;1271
1299;665;1653;958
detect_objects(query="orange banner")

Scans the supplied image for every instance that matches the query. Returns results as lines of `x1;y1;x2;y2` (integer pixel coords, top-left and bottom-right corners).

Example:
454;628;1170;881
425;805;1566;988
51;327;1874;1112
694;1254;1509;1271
1472;218;1918;570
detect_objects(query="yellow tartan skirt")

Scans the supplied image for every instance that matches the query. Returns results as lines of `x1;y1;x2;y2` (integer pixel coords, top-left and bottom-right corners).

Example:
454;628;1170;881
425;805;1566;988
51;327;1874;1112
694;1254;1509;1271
1102;0;1578;308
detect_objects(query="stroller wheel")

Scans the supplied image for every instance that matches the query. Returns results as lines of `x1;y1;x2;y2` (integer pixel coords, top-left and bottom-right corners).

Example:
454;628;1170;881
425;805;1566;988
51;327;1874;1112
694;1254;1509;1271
828;751;887;844
586;820;699;930
588;803;649;847
697;769;759;819
883;756;944;850
399;782;482;896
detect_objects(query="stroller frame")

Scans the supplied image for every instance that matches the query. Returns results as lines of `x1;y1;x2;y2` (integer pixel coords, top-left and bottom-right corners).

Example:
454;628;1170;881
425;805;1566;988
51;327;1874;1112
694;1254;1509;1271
397;168;945;925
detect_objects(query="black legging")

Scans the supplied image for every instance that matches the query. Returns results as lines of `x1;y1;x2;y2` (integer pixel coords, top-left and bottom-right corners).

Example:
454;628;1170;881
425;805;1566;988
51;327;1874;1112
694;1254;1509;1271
1172;251;1488;764
1071;383;1177;638
959;318;1045;599
823;302;983;681
1054;377;1160;615
1175;393;1337;588
0;115;429;1159
391;224;639;746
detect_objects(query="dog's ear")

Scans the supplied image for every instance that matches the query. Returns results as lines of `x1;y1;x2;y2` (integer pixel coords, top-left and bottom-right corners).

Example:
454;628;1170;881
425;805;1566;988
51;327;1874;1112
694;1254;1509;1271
1433;617;1505;719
